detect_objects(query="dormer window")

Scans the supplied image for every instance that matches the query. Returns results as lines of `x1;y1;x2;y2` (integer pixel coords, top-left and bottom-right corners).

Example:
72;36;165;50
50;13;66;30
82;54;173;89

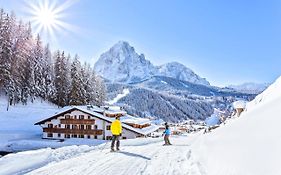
48;124;53;128
79;115;84;119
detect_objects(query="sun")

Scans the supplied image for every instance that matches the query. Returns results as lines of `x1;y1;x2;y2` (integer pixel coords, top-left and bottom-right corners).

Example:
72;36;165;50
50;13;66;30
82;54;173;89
37;7;56;28
24;0;77;43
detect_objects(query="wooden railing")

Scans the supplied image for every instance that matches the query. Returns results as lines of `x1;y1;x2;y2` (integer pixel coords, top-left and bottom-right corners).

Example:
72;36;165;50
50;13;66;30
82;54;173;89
125;123;151;129
43;128;103;135
60;119;95;125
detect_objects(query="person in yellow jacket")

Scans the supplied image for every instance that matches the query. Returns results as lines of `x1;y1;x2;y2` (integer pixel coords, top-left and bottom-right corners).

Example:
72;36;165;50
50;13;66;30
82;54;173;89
110;116;122;151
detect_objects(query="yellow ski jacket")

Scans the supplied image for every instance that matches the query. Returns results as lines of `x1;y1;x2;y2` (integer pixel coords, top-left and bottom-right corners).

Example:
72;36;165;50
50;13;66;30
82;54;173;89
110;120;122;135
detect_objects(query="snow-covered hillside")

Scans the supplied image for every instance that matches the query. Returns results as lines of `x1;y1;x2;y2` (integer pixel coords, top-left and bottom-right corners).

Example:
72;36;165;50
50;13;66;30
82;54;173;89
94;41;210;86
0;97;58;150
227;82;268;94
192;76;281;175
106;76;255;122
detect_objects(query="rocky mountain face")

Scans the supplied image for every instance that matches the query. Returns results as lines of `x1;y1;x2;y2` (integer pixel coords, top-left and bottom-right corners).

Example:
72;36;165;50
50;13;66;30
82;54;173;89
94;41;157;83
94;41;210;86
157;62;210;86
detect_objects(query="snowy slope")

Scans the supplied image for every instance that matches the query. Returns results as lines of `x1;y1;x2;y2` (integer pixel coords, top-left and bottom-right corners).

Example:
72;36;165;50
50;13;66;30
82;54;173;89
107;88;130;105
94;41;210;86
192;76;281;175
0;136;206;175
0;97;59;150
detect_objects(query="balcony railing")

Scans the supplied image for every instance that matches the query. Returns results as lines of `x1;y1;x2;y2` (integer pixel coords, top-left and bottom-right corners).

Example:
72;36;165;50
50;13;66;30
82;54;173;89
43;128;103;135
60;119;95;125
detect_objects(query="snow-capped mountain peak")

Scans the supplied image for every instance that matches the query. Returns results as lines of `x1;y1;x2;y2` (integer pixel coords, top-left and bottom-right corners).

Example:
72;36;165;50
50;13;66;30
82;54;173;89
94;41;157;83
94;41;210;86
157;62;210;86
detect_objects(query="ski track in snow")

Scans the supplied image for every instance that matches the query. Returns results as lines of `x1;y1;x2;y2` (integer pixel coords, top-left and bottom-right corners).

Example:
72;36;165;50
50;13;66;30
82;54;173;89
26;136;206;175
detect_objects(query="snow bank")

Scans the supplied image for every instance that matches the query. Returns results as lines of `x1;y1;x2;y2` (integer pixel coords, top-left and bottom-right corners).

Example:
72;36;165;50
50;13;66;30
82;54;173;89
0;145;95;175
192;76;281;175
246;76;281;111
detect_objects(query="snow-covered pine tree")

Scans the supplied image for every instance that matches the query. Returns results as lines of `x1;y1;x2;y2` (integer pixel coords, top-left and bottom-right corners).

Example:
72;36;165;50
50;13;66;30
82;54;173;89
69;54;86;105
10;19;26;104
81;62;93;104
42;44;56;102
23;22;36;103
0;12;14;110
33;34;44;99
95;75;106;106
65;54;72;104
17;22;35;104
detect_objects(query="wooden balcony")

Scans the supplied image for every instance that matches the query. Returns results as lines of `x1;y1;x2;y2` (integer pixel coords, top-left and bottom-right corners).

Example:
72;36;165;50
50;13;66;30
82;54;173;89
43;128;103;135
60;119;95;125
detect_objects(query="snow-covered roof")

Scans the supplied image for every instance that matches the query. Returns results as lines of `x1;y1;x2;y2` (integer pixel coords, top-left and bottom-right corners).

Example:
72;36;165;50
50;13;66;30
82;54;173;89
100;105;127;115
232;100;247;109
121;115;151;125
35;105;158;136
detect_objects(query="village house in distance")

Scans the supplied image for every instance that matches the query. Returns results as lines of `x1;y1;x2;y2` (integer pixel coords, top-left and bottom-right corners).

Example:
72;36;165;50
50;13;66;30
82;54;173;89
35;105;159;140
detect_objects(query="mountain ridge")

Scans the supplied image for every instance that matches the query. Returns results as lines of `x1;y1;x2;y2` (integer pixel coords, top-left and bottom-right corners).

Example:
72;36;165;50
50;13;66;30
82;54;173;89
94;41;210;86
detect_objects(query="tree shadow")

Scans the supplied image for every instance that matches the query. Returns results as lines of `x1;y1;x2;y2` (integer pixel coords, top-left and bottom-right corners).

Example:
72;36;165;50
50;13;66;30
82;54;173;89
118;151;151;160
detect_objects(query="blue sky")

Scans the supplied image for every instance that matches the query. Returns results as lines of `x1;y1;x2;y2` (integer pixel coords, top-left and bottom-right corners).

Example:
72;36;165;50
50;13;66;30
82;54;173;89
1;0;281;86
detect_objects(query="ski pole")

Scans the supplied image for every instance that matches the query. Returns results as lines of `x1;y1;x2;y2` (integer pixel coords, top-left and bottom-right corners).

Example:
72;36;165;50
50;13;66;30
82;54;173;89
100;136;112;152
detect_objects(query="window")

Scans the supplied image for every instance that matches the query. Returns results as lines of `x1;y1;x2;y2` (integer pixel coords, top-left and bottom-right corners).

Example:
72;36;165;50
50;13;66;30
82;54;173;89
58;133;61;137
65;115;70;119
79;115;84;119
86;125;91;130
87;135;91;139
79;135;84;138
47;133;53;137
48;124;53;128
74;115;77;119
72;125;78;129
66;125;70;129
80;125;85;130
94;125;98;129
106;125;111;130
122;137;127;140
58;124;61;128
88;116;91;119
94;135;98;139
65;134;70;138
73;134;77;138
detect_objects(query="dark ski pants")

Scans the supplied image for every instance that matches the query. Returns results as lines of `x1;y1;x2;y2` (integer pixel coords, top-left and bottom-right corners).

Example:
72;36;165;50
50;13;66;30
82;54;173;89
111;135;120;150
164;135;171;145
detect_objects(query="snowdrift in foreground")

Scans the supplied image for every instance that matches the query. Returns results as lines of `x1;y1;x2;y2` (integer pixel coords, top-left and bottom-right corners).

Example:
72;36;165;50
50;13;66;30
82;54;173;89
192;76;281;175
